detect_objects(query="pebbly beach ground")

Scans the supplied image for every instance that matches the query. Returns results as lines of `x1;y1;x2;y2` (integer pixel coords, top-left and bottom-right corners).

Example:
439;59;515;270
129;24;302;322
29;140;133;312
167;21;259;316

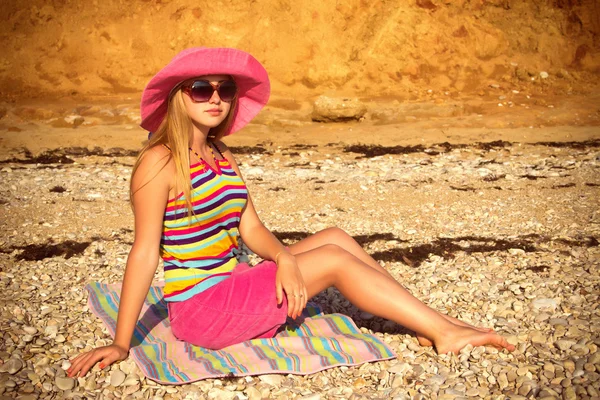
0;91;599;399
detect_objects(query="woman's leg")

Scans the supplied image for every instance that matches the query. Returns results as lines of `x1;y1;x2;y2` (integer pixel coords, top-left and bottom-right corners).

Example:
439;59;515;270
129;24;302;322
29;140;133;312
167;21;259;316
288;227;395;279
293;243;514;354
288;228;492;345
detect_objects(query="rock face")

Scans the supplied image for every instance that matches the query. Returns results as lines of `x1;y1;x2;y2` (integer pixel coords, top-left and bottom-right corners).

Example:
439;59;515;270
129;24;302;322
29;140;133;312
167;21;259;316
0;1;599;99
312;96;367;122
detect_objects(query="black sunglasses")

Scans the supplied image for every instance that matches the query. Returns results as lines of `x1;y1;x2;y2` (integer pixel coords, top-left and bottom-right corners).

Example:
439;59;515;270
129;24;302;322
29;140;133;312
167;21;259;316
181;79;237;102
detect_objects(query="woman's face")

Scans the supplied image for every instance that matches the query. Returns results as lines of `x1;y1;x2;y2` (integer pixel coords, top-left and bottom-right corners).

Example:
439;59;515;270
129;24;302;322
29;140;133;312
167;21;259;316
182;74;233;130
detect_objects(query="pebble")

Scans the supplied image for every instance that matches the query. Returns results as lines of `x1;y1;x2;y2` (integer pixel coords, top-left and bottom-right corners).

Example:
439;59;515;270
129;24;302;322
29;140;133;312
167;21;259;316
258;374;284;386
531;333;546;344
563;386;576;400
555;340;576;351
353;377;368;389
388;363;410;374
531;298;558;312
0;134;598;399
300;394;322;400
564;360;576;373
122;373;139;386
360;311;375;320
245;386;262;400
23;326;38;335
55;376;75;390
110;369;126;387
245;167;264;176
0;358;23;374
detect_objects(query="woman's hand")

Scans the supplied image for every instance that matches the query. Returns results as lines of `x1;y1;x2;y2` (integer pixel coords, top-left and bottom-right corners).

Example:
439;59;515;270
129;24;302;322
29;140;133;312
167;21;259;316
67;344;129;378
275;253;307;319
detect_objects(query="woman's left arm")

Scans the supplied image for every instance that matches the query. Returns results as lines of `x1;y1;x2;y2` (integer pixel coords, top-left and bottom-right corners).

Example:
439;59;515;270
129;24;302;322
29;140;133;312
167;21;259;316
217;141;307;319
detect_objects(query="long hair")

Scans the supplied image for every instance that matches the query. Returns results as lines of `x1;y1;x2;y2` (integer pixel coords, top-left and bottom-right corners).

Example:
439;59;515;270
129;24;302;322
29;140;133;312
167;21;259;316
130;84;238;222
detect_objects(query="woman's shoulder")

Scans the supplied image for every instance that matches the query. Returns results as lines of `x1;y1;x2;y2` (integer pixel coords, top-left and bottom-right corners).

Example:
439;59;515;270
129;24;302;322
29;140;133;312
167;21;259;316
140;144;173;165
134;145;176;180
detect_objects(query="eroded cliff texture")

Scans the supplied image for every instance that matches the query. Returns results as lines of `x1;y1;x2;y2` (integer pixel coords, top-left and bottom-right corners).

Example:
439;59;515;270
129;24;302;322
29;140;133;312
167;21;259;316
1;0;598;99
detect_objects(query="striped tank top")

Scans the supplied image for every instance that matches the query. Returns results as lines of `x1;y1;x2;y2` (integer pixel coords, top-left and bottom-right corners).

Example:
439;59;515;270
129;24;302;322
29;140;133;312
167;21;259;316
161;152;248;302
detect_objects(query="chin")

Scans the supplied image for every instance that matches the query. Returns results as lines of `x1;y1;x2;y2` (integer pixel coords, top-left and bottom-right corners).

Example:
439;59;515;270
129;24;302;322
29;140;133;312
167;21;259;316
193;117;227;128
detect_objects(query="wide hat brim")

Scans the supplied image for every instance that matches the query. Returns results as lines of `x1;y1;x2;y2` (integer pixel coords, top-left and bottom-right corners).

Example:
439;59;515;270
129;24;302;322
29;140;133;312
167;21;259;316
140;47;270;135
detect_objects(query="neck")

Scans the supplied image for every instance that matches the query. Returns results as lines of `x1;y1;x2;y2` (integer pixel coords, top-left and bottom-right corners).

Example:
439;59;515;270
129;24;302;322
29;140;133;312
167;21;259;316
190;124;211;150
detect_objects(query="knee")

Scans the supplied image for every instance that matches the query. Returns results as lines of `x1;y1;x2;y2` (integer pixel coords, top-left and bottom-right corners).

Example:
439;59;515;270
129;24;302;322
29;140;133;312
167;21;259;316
319;227;353;245
319;242;347;255
318;243;354;274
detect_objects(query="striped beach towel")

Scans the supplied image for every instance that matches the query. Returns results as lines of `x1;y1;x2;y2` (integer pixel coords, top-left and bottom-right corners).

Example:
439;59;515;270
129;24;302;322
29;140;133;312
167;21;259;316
86;282;396;385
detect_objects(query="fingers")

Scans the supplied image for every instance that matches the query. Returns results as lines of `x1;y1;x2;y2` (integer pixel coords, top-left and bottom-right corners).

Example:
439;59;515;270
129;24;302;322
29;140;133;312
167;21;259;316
284;285;307;319
276;279;283;305
67;351;97;377
67;348;114;378
285;288;296;318
97;352;120;371
302;286;308;312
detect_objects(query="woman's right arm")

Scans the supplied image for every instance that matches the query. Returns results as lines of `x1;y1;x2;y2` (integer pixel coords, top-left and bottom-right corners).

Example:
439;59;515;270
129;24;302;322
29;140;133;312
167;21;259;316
67;147;173;378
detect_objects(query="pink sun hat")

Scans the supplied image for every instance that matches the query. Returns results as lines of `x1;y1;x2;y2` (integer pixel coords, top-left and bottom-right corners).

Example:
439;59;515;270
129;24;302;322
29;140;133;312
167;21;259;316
140;47;270;135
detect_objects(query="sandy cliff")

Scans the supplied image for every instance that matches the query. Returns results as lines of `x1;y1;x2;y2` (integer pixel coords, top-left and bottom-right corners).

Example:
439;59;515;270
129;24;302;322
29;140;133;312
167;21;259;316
1;0;599;100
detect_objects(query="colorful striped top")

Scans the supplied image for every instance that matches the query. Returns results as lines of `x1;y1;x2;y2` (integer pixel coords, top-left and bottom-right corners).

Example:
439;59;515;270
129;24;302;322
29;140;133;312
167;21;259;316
161;154;248;302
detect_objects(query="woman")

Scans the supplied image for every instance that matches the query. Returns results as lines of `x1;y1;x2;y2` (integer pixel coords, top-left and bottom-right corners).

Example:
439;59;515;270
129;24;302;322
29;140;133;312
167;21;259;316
68;47;514;378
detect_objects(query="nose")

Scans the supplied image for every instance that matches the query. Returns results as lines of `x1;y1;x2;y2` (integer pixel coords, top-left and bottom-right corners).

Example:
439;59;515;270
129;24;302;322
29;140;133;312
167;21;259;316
208;87;221;104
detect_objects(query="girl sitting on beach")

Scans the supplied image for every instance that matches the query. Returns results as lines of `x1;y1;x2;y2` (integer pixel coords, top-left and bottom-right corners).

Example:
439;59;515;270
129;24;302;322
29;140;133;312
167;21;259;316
68;47;514;378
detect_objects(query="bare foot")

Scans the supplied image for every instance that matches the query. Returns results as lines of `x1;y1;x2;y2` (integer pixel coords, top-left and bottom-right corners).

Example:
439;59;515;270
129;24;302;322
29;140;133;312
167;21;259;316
416;313;493;347
433;325;516;355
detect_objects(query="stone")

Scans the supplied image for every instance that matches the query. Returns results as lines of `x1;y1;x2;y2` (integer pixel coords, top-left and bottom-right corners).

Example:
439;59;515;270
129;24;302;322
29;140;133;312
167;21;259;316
311;96;367;122
388;363;411;374
28;372;41;385
245;386;262;400
300;394;321;400
531;298;558;312
44;325;58;338
425;374;446;386
123;383;141;396
22;334;34;343
353;377;368;389
531;333;546;344
555;340;576;351
519;382;534;396
498;373;509;390
563;360;575;374
258;374;284;386
16;395;37;400
84;376;97;391
122;374;140;386
110;369;126;387
207;388;237;400
55;376;75;391
0;358;23;374
359;311;374;320
563;386;576;400
245;167;264;176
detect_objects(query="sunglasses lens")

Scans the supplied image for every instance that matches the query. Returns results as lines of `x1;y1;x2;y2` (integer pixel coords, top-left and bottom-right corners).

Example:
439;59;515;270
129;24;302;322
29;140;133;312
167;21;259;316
218;80;237;102
190;81;215;102
188;80;237;102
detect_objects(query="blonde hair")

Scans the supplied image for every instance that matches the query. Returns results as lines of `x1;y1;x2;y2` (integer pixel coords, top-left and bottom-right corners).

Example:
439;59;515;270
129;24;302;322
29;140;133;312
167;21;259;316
130;84;238;221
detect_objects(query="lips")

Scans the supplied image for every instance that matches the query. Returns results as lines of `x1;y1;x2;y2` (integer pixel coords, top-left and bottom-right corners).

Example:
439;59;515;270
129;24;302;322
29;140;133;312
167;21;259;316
205;109;222;116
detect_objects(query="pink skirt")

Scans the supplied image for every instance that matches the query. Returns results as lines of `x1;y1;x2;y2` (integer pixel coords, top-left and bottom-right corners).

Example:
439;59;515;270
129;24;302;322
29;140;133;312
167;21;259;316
167;261;288;349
